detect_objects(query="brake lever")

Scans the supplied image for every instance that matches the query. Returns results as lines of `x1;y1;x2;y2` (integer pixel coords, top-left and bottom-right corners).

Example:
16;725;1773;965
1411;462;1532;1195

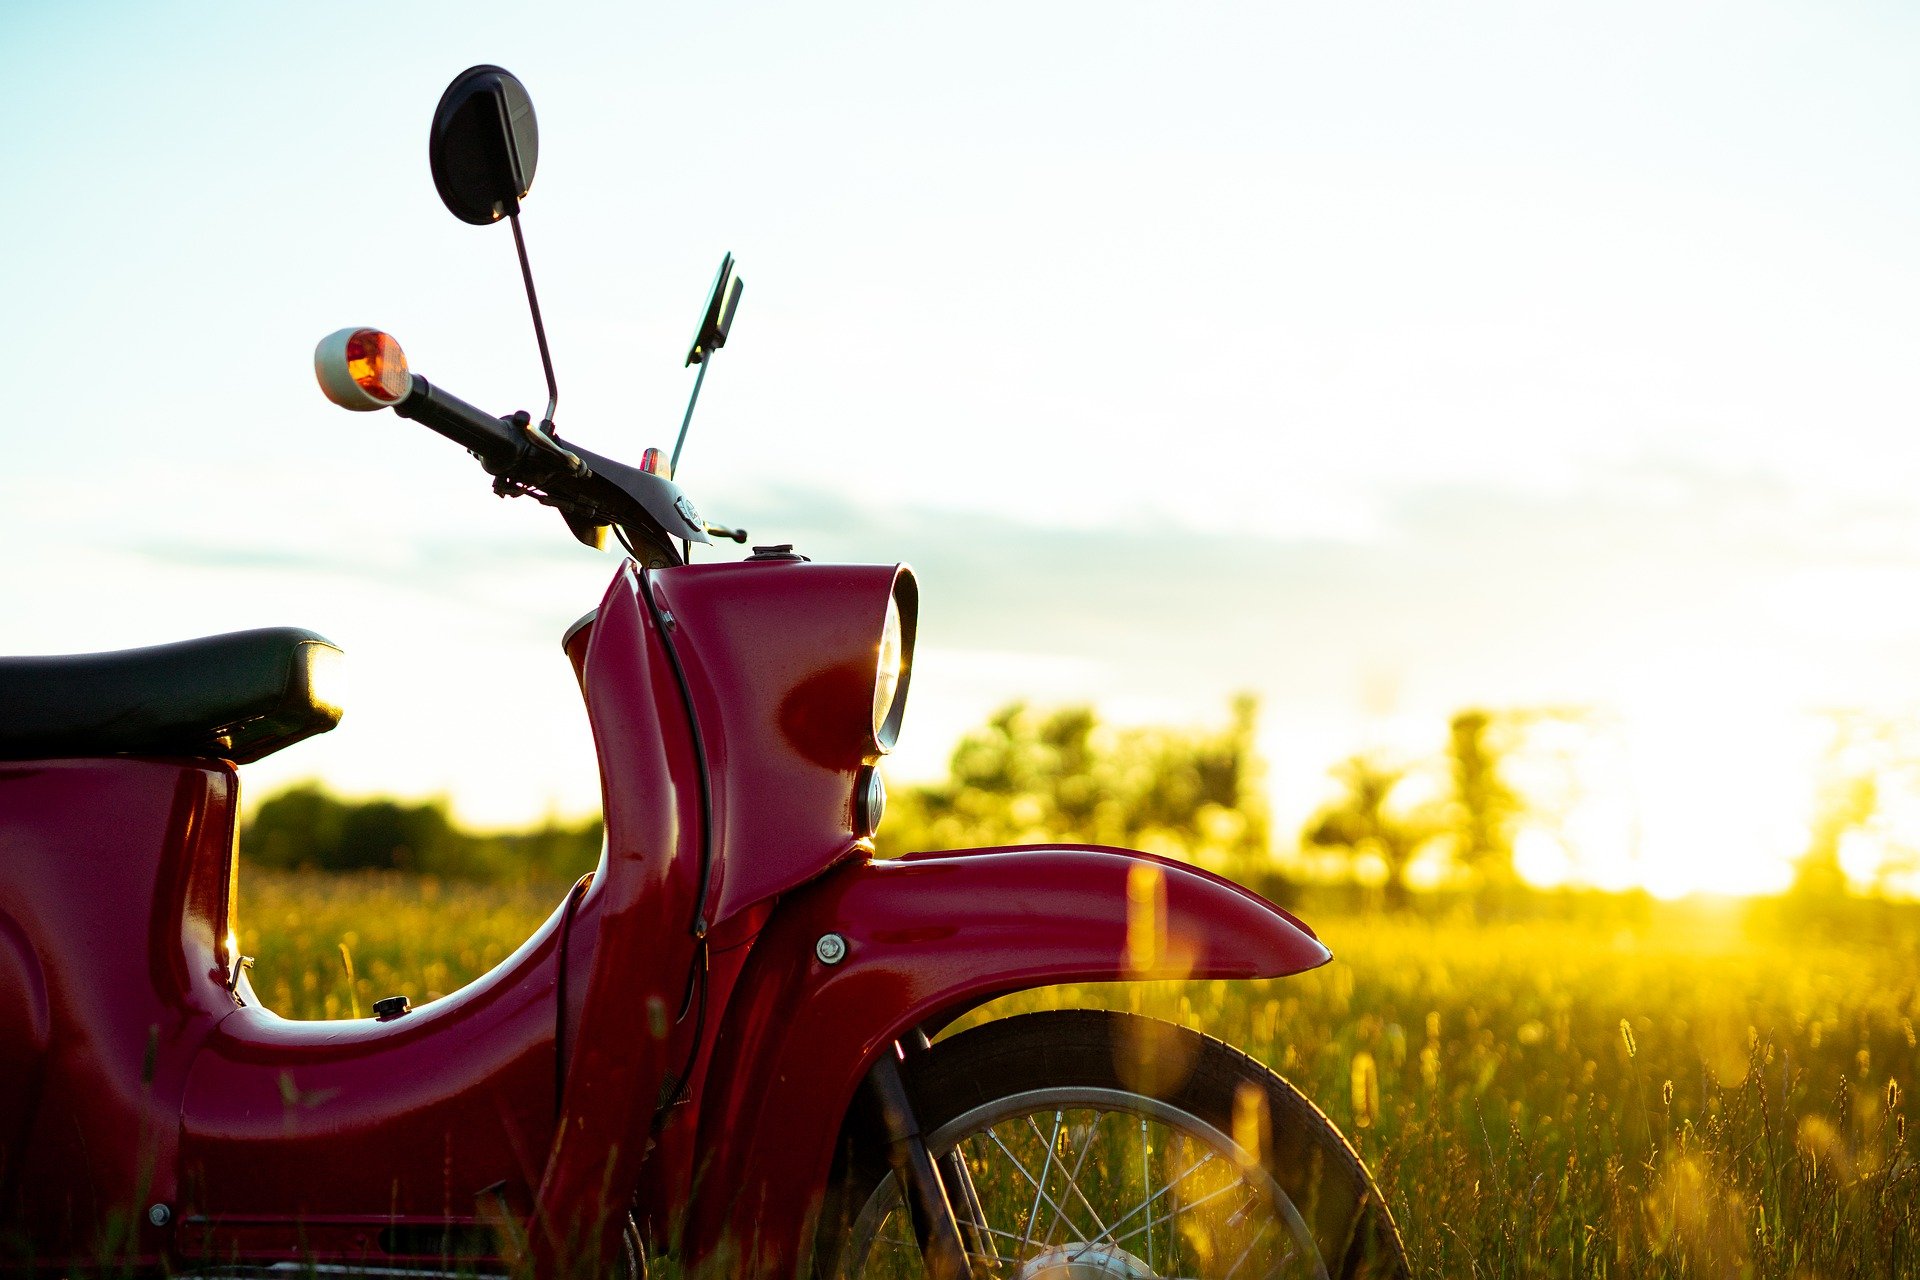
520;415;588;477
704;523;749;544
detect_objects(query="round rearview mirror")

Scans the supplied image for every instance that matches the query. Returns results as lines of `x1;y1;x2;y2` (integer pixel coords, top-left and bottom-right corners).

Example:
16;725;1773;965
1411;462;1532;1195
429;65;539;225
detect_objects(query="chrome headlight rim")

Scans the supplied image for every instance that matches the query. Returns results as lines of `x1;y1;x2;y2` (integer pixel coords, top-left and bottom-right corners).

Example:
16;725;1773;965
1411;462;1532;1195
870;570;917;755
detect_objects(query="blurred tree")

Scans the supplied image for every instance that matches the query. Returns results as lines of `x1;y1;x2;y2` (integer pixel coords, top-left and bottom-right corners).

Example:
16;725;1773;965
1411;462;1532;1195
245;783;347;869
1212;694;1272;873
1794;771;1874;900
1302;754;1444;911
1445;709;1524;900
243;783;601;882
336;798;459;872
1788;711;1918;901
877;696;1273;875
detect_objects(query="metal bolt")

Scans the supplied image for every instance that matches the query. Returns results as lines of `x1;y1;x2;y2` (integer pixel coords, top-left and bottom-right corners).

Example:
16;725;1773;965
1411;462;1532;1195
814;933;848;965
147;1203;172;1228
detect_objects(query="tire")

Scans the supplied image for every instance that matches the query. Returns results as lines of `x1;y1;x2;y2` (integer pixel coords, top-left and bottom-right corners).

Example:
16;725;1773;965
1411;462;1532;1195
818;1010;1408;1280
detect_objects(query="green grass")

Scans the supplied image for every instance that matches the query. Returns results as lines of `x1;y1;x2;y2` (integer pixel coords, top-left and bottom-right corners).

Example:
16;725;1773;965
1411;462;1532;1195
244;870;1920;1277
240;869;572;1019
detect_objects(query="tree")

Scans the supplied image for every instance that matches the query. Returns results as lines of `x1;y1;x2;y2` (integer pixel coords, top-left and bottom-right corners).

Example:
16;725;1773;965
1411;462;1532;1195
1787;711;1920;902
1301;754;1444;911
242;783;601;881
1445;709;1524;891
1794;771;1874;900
878;696;1274;873
246;784;351;870
246;785;461;872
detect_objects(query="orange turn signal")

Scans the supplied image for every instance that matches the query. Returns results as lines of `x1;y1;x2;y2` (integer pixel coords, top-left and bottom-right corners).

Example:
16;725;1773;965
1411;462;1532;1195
639;447;671;479
346;330;409;401
315;327;413;411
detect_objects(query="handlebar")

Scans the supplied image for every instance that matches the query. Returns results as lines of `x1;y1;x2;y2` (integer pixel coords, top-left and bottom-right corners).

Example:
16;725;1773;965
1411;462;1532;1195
392;374;524;470
318;331;714;564
378;369;713;566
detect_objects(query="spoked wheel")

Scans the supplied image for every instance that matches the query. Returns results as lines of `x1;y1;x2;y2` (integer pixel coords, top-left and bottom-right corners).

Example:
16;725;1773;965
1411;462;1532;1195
820;1011;1408;1280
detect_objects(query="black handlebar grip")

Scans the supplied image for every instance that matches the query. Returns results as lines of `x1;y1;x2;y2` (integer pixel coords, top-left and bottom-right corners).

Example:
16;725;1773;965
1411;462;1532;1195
393;374;524;468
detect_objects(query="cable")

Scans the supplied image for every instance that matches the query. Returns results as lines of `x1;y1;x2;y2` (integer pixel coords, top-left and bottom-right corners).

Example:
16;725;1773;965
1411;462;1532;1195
635;565;717;938
634;563;718;1108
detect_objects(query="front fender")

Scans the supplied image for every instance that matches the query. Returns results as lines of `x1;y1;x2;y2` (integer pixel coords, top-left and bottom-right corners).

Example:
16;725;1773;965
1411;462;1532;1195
683;844;1329;1274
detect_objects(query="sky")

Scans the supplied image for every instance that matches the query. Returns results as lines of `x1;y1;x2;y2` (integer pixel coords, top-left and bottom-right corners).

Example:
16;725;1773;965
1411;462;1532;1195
6;2;1920;894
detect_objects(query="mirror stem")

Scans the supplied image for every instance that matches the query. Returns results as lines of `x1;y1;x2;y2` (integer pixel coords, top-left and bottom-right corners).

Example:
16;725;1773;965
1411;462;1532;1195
509;212;560;428
669;357;710;478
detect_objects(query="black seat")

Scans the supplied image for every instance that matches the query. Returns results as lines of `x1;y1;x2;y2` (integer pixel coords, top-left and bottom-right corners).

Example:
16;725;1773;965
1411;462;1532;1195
0;628;343;765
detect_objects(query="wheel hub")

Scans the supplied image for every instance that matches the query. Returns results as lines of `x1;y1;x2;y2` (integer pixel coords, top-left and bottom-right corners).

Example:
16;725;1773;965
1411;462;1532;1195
1015;1242;1159;1280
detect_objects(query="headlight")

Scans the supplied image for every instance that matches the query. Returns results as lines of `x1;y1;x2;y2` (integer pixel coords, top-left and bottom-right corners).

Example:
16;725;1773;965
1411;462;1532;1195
870;574;916;753
873;596;902;738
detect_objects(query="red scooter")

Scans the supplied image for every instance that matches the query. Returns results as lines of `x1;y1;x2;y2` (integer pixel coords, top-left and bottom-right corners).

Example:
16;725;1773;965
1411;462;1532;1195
0;68;1406;1280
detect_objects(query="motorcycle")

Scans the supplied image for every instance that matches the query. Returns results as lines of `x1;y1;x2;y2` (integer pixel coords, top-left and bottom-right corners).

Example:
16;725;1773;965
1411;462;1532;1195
0;66;1408;1280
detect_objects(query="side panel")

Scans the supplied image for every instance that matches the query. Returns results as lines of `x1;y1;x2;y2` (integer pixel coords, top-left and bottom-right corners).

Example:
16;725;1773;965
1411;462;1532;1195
177;563;704;1270
0;759;237;1270
532;563;706;1272
682;845;1331;1274
174;903;569;1265
0;909;50;1221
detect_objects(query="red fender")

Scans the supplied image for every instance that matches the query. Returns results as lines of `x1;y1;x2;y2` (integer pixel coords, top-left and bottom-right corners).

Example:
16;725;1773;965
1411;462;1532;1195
681;844;1330;1275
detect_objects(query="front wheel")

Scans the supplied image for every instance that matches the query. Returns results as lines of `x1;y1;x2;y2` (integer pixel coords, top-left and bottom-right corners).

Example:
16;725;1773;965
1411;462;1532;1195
820;1009;1408;1280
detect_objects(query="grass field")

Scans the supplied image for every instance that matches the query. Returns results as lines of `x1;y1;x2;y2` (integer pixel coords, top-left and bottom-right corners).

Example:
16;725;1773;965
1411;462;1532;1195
242;869;1920;1278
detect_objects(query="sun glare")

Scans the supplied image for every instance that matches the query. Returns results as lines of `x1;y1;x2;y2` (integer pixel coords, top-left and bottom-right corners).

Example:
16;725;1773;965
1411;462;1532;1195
1614;698;1818;898
1527;655;1828;898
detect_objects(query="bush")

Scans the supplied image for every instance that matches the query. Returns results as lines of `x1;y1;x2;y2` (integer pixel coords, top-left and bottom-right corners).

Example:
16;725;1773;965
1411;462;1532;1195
243;783;601;883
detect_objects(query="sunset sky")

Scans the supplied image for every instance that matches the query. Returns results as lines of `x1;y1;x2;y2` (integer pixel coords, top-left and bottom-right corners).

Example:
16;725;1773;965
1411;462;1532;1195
6;2;1920;894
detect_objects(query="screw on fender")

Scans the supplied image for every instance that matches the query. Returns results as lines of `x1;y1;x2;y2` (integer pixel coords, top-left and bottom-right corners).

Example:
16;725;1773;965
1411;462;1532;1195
815;933;848;965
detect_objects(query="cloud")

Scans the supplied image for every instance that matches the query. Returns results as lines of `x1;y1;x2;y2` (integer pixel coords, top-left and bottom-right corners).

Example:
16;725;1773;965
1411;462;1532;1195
13;456;1920;826
725;457;1920;721
126;532;591;580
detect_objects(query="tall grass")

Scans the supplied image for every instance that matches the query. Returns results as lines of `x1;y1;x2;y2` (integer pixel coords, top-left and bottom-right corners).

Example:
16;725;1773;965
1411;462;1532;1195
239;869;572;1019
1008;911;1920;1277
245;870;1919;1277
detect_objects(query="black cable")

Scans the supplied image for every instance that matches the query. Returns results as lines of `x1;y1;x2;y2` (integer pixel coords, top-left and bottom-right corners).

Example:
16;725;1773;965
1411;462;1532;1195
635;564;718;938
635;562;718;1108
657;939;710;1116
